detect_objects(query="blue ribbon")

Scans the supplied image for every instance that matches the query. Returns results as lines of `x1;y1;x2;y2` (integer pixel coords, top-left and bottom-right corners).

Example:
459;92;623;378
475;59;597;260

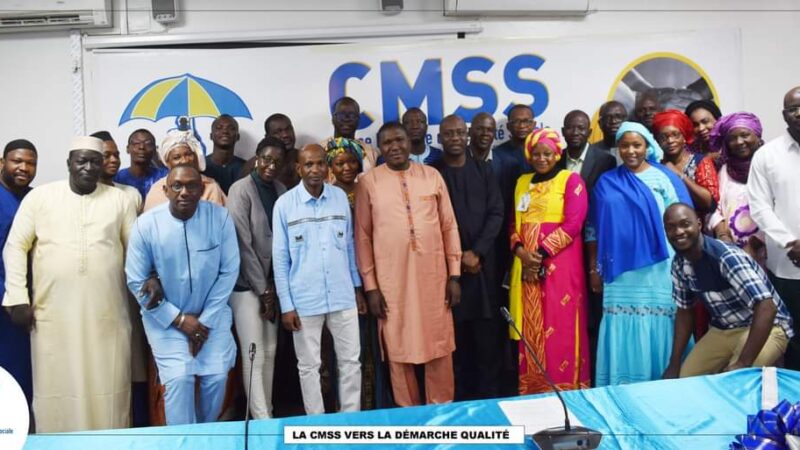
731;400;800;449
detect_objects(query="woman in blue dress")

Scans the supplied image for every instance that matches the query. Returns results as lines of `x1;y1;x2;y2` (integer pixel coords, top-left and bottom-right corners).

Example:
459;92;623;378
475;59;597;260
587;121;693;386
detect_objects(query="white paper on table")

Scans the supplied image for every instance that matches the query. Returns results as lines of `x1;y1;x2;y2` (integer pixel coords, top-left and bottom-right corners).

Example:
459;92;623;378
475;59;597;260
498;396;583;435
786;435;800;450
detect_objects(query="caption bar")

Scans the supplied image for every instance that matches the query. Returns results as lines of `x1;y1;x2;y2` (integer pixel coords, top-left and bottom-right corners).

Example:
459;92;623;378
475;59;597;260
284;426;525;444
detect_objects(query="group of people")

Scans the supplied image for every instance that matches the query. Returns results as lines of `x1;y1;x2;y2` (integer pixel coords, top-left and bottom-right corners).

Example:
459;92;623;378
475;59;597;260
1;86;799;433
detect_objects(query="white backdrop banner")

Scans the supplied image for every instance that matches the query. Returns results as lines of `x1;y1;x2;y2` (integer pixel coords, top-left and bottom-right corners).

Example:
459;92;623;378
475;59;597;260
85;29;741;163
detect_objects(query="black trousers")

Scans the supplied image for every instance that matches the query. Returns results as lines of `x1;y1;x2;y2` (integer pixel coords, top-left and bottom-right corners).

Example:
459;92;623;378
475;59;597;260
768;271;800;370
453;317;504;400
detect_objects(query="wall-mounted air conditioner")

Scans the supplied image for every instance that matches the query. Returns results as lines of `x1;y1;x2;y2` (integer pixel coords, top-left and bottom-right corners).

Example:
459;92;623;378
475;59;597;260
0;0;111;32
444;0;594;16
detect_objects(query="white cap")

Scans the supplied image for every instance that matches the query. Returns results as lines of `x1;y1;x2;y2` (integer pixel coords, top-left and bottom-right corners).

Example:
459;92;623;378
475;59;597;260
69;136;103;154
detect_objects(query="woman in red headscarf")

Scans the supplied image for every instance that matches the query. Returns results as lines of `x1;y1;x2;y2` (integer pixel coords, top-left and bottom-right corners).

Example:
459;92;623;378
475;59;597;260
653;110;718;214
508;128;590;394
653;110;717;340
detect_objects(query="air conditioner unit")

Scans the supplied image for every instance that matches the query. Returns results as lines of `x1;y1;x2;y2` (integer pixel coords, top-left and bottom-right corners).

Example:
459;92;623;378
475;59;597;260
444;0;593;16
0;0;112;32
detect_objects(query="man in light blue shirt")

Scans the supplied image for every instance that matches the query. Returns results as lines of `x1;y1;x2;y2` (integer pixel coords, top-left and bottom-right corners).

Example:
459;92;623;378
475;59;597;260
126;164;239;425
272;143;364;415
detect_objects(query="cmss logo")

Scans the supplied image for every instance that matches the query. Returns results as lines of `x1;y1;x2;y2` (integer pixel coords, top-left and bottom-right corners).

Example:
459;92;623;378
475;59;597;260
329;54;549;129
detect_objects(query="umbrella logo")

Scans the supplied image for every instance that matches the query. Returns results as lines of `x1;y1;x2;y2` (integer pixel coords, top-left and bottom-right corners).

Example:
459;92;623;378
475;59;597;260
119;73;252;153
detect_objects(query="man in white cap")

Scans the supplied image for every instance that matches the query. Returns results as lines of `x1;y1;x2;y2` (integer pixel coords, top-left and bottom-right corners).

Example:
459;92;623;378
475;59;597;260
2;136;137;432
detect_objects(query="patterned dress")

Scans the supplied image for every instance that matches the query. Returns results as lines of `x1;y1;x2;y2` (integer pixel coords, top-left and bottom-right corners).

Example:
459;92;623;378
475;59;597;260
509;170;590;394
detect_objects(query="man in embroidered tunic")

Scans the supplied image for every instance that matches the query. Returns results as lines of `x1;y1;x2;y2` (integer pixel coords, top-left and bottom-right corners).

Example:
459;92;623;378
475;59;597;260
355;122;462;406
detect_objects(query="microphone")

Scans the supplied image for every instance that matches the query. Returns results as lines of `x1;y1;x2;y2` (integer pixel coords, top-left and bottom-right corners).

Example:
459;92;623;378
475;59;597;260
244;343;256;450
500;307;602;450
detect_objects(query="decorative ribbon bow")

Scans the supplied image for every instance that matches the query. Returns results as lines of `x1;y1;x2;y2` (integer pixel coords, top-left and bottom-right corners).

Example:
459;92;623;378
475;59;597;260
731;400;800;449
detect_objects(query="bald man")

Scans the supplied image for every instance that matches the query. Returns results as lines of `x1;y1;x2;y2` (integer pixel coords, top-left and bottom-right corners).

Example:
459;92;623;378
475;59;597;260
435;114;504;400
661;203;793;378
272;144;363;415
748;86;800;370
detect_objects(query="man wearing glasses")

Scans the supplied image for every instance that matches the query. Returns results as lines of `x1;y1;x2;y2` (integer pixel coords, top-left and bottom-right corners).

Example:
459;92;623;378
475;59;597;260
114;129;168;199
493;104;536;173
749;86;800;370
126;164;240;425
590;101;628;166
321;96;379;174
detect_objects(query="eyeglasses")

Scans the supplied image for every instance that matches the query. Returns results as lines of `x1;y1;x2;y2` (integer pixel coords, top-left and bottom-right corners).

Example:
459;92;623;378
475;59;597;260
168;182;202;193
508;118;534;127
656;130;684;143
257;155;282;167
334;112;359;121
601;113;627;122
784;106;800;116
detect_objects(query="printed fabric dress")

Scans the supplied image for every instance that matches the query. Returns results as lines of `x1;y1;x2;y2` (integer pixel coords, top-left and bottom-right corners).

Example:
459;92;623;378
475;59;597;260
509;169;591;394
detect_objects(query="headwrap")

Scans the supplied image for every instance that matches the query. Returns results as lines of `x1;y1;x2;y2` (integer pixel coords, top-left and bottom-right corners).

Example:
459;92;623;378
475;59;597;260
325;137;364;170
523;127;565;164
159;130;205;171
615;121;663;163
685;99;722;120
594;121;694;283
709;112;763;184
652;109;695;146
68;136;103;155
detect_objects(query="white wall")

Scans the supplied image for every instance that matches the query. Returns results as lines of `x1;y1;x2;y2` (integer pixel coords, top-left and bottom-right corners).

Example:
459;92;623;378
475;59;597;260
0;0;798;183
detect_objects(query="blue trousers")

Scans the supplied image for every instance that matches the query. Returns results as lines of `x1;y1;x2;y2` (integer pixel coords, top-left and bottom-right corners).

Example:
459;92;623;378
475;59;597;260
163;373;227;425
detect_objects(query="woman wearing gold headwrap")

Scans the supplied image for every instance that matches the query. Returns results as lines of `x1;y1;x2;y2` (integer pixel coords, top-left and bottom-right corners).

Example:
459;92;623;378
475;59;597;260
325;138;391;409
508;128;591;394
326;137;364;209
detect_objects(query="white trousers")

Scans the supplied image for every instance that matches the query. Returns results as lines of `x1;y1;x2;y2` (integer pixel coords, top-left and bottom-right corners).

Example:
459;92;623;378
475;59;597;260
293;307;361;415
230;290;279;419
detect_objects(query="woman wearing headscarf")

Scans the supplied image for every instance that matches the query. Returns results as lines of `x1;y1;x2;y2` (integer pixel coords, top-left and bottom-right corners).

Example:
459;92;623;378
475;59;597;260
143;130;226;212
685;100;722;155
588;122;693;386
326;137;365;209
653;109;717;214
508;128;590;394
707;112;766;264
325;138;391;409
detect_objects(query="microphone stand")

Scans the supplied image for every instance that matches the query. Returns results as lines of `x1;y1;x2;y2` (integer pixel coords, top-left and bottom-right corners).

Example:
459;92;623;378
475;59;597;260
500;307;602;450
245;343;256;450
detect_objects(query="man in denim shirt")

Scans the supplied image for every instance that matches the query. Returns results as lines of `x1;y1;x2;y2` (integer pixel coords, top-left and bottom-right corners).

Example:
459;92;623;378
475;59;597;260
272;144;365;415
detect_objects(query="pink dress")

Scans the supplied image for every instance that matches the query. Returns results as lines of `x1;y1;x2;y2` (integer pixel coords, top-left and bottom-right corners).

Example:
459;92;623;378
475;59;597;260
509;170;591;394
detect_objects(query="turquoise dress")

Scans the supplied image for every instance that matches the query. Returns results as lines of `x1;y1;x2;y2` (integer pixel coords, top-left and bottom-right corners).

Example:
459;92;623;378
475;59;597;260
592;166;688;386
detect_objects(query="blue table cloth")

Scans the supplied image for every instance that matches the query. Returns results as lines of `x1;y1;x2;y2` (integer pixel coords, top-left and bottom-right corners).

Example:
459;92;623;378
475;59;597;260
24;368;800;449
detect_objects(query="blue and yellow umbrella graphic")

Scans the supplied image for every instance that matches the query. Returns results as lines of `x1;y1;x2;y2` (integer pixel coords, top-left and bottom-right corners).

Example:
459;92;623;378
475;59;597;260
119;73;252;125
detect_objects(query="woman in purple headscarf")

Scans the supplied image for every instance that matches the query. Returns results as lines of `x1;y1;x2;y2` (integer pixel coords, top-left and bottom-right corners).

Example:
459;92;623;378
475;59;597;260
707;112;766;264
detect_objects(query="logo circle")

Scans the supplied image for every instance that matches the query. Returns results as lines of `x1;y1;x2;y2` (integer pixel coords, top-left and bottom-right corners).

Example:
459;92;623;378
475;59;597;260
0;367;29;450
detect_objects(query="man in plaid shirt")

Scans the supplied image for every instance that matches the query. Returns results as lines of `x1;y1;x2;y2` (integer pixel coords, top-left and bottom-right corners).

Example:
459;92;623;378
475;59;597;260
661;203;794;378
